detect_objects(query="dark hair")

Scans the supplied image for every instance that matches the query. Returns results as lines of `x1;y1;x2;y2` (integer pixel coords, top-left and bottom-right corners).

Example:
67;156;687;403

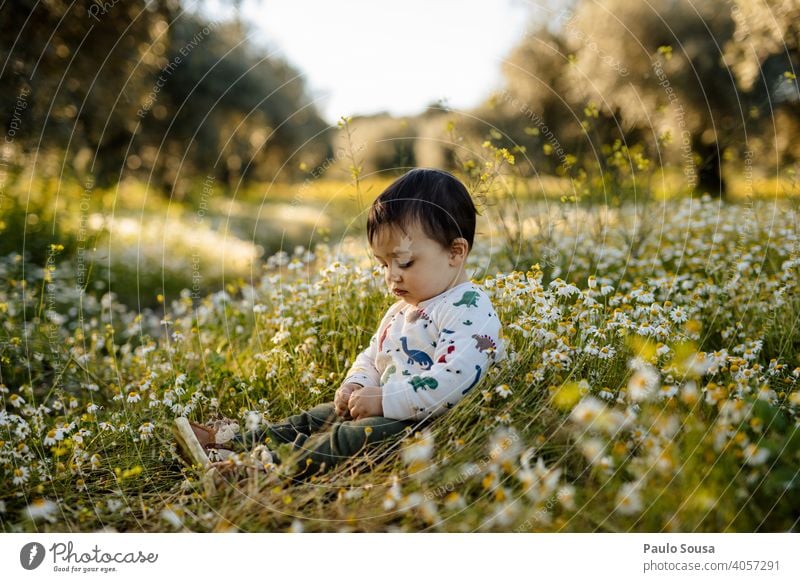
367;168;477;252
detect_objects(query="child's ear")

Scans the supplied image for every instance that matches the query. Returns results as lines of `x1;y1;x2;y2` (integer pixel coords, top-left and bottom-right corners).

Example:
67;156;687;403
449;238;469;264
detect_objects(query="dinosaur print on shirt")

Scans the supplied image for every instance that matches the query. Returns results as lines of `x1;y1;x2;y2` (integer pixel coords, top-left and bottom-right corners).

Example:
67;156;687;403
437;345;455;363
378;323;391;351
380;364;397;385
400;336;434;370
406;309;431;324
462;365;483;394
343;282;504;421
453;290;480;307
472;334;497;354
410;375;439;392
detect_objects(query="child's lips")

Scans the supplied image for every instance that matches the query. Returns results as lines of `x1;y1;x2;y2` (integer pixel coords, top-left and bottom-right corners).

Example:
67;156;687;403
392;289;407;296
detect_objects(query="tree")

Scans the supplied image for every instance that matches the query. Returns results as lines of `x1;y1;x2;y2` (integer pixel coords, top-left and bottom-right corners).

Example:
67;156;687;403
723;0;800;166
560;0;752;198
491;15;650;189
496;0;800;199
1;0;175;183
1;1;330;193
134;14;329;196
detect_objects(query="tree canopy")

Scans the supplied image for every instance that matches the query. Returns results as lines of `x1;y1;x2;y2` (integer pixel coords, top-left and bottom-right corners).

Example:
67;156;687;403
1;0;330;194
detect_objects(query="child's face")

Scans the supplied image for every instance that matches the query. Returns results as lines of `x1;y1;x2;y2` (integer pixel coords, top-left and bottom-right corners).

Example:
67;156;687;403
370;221;469;306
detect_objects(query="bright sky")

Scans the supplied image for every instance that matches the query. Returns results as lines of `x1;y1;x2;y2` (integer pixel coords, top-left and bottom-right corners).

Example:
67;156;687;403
200;0;535;124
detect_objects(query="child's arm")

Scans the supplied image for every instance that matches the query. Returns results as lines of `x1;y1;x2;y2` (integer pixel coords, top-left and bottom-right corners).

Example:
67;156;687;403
342;333;381;388
381;290;504;421
342;302;401;388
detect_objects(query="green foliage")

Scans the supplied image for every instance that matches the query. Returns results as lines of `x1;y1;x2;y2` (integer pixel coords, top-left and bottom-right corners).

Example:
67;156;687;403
0;2;330;192
1;191;799;532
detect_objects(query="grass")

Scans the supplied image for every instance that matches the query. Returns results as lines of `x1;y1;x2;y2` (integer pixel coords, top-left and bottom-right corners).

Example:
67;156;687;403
2;184;799;532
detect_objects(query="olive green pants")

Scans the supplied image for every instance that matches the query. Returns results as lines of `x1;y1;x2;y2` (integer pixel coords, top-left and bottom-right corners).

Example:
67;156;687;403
233;402;415;480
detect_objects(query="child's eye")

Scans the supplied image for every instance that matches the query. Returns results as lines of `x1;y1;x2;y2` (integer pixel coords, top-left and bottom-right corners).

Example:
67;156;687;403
375;260;412;269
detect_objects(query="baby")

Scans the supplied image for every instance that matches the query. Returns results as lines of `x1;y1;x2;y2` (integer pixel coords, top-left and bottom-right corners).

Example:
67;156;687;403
173;168;505;481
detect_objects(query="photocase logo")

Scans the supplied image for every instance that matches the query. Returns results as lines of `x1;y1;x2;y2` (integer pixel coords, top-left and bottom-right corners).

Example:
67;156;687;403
20;542;46;570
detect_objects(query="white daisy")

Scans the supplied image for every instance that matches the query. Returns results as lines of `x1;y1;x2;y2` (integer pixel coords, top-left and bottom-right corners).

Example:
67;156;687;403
627;364;660;402
743;444;770;466
402;431;434;464
8;394;25;407
12;467;30;485
138;422;155;440
494;384;513;398
615;481;643;515
669;307;688;323
24;498;58;523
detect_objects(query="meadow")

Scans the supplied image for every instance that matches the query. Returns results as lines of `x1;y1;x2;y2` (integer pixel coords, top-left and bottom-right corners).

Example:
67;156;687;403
1;171;799;532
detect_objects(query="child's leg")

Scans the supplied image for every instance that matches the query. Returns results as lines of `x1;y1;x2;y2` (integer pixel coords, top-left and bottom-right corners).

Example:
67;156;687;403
289;415;414;480
231;402;339;451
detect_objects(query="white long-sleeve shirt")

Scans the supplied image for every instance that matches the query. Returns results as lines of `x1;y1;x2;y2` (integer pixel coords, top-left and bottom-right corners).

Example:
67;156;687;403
344;281;505;421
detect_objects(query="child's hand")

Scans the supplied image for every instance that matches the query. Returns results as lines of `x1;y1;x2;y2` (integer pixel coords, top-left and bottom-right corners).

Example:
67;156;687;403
334;383;361;418
348;385;383;420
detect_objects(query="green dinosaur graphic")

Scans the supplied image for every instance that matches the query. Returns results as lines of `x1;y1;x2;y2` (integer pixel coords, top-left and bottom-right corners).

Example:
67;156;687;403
453;290;480;308
409;376;439;392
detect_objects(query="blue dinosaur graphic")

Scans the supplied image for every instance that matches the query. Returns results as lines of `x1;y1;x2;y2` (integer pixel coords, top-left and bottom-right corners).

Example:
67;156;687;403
461;365;483;394
400;336;433;370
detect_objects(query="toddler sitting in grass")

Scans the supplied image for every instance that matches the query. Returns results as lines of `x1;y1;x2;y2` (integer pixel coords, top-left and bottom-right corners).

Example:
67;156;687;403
173;168;505;483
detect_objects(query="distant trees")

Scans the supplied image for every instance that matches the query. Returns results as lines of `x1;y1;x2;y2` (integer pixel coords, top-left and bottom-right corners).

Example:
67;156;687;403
724;0;800;168
1;0;330;194
3;1;797;198
1;0;173;181
492;0;799;198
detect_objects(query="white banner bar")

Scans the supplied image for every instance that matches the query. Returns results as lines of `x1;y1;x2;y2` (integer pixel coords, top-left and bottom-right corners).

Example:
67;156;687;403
1;533;797;581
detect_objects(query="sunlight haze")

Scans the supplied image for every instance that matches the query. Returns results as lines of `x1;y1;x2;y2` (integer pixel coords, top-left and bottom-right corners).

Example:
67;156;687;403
202;0;534;123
